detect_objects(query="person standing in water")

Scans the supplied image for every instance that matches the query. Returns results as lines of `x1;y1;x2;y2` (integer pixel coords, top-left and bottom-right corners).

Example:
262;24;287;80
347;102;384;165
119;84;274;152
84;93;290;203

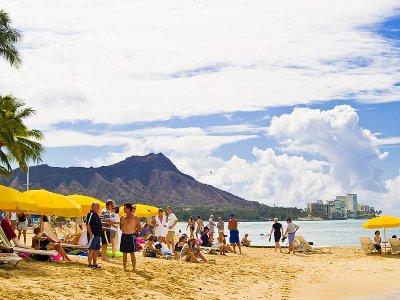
120;203;140;272
270;218;284;253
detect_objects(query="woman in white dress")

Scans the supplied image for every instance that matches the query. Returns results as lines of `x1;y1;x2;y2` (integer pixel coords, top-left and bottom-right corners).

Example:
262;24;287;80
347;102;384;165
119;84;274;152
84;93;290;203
153;208;167;238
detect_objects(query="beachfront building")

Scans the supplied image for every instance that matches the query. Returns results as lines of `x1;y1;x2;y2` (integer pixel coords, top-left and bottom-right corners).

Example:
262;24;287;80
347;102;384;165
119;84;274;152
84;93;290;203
336;193;358;219
307;193;373;219
327;199;346;219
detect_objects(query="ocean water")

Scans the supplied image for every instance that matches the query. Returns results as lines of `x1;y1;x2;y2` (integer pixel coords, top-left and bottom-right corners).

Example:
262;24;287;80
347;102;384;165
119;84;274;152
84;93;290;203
175;219;400;246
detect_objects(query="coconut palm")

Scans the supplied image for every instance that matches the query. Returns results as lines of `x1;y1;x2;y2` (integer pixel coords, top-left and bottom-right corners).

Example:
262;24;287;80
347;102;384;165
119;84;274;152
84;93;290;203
0;95;44;178
0;9;22;67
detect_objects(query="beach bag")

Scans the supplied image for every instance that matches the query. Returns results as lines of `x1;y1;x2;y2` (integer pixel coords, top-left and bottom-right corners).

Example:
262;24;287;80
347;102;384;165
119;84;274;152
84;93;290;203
145;250;156;258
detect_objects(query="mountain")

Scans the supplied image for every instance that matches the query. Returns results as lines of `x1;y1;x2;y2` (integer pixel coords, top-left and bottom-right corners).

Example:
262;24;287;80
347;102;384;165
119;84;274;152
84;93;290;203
1;153;262;210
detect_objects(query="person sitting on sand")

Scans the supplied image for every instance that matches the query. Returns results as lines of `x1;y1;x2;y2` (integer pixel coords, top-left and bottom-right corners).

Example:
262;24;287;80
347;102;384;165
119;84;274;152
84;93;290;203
214;231;234;255
32;226;71;261
156;236;172;256
174;235;187;258
180;237;209;263
373;230;382;254
140;223;151;238
144;234;162;257
200;227;213;247
241;233;251;247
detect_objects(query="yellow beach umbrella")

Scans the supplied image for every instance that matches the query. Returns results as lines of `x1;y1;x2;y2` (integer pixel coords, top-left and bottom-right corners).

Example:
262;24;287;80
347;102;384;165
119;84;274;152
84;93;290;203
362;216;400;229
23;189;82;217
0;185;37;212
118;203;159;218
362;215;400;243
67;194;106;215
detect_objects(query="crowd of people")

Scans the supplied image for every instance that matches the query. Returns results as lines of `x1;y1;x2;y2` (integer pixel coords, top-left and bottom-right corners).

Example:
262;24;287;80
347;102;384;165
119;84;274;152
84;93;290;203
1;204;308;273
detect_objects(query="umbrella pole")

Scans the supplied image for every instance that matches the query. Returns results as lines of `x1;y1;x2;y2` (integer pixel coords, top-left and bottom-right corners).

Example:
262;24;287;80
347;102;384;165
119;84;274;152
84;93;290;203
384;228;387;253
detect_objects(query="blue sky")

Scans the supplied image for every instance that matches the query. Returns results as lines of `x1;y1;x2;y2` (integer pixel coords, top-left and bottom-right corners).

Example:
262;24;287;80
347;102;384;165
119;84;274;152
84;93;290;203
1;0;400;214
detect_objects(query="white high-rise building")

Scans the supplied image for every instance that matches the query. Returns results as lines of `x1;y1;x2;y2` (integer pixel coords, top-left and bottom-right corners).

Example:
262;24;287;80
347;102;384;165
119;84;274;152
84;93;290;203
336;193;358;218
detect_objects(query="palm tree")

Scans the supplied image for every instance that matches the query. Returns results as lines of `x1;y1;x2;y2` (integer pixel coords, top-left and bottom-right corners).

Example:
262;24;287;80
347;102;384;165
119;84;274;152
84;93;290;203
0;95;44;178
0;9;22;67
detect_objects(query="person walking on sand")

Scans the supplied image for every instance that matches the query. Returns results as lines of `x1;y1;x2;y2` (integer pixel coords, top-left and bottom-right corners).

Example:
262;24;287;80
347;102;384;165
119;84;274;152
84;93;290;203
120;203;140;272
228;213;242;254
166;206;178;254
86;202;102;268
270;218;284;253
283;218;299;255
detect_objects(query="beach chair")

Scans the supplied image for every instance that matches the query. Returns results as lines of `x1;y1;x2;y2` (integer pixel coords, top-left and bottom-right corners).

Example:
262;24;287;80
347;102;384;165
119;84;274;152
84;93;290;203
43;222;87;250
388;238;400;254
296;236;331;253
359;237;377;253
293;238;304;252
0;227;58;258
0;253;22;268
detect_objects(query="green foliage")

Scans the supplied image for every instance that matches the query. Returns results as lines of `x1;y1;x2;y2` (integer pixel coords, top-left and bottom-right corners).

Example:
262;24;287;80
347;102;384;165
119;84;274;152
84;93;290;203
0;9;22;67
0;95;44;178
171;205;307;221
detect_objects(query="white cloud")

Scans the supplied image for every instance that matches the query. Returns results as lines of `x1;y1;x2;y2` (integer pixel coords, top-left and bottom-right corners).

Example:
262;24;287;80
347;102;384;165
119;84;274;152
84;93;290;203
378;137;400;146
0;0;400;128
267;105;387;192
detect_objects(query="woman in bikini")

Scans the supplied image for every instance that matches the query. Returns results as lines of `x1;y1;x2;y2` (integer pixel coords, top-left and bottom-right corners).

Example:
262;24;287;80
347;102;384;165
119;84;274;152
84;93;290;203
186;216;196;238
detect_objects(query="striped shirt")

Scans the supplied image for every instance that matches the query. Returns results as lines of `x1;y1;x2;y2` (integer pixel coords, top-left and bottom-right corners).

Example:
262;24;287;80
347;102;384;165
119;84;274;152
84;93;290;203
100;208;112;231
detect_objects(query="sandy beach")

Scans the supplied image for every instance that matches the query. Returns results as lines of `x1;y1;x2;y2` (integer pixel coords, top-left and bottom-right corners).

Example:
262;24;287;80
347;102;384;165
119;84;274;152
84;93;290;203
1;246;399;300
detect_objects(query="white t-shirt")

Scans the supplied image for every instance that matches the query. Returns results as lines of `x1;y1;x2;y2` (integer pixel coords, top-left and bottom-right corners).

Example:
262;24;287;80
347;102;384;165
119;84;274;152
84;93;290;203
287;223;297;234
167;213;178;232
110;213;120;232
10;212;17;221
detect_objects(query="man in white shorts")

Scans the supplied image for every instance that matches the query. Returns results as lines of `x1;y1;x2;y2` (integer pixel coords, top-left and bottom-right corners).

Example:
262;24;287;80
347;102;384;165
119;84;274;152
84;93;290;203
165;206;178;254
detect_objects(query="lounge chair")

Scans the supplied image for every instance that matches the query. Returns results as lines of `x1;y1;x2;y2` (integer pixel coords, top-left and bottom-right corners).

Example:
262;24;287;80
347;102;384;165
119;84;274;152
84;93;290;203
43;222;87;250
388;238;400;254
0;227;57;258
0;253;22;268
293;238;304;252
296;236;331;253
359;237;377;253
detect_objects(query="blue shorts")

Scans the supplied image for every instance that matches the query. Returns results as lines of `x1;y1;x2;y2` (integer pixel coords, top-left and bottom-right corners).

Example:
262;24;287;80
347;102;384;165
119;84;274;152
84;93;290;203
88;235;101;250
288;232;295;244
229;230;240;244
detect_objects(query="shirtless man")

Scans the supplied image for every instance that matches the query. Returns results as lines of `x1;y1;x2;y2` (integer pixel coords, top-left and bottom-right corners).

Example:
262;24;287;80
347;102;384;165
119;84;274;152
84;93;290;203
228;213;242;254
120;203;141;271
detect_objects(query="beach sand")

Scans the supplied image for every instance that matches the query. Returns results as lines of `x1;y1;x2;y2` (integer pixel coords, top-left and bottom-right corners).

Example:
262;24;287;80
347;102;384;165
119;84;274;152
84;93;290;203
0;247;399;299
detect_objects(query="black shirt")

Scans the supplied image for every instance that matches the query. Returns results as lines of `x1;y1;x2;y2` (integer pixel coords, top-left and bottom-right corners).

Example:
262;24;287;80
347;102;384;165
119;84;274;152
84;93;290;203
201;232;210;246
86;210;102;236
272;223;282;235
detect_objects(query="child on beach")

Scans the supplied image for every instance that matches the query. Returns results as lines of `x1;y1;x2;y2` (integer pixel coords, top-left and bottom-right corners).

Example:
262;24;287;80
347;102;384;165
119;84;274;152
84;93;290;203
241;233;251;247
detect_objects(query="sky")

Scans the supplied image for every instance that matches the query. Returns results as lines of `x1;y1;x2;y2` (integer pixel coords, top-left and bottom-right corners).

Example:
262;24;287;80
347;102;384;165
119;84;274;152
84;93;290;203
1;0;400;214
